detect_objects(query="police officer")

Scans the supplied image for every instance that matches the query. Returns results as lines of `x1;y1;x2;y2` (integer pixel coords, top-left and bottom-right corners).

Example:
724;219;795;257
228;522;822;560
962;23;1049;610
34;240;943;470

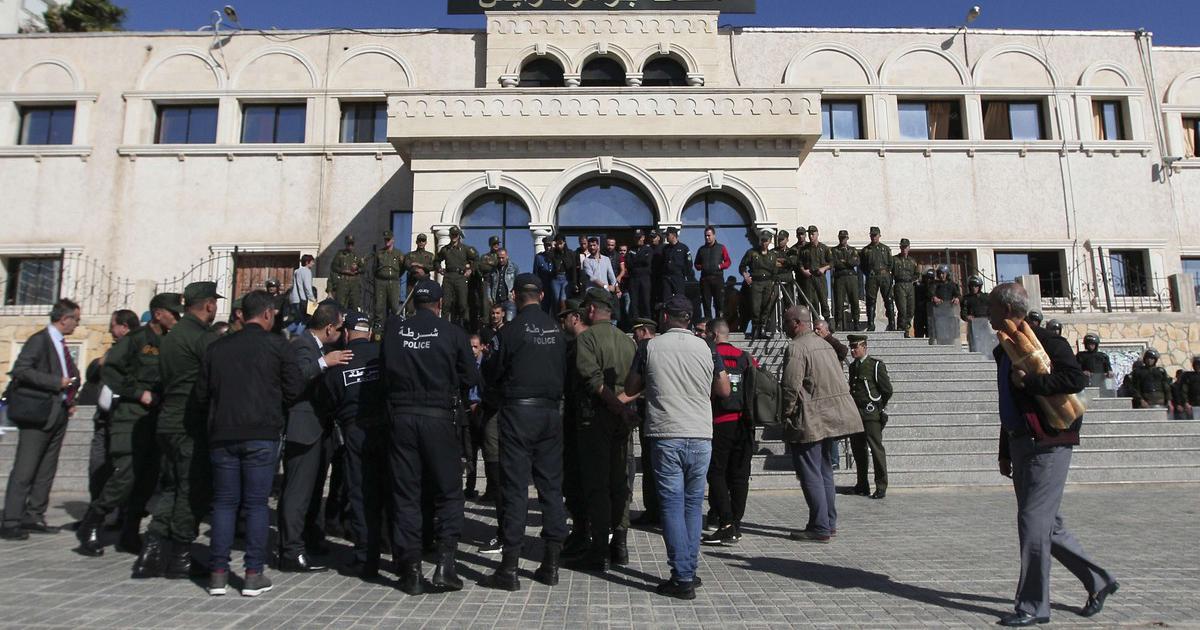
799;226;832;322
435;226;478;328
913;268;935;338
557;298;591;558
1045;319;1063;337
1076;333;1114;388
76;293;181;557
380;280;478;595
322;310;387;579
331;235;364;311
480;274;569;590
1129;349;1172;410
929;266;961;311
830;230;860;331
138;281;221;580
627;230;653;319
847;335;892;500
740;230;782;339
859;227;895;331
960;276;989;322
661;227;691;302
405;234;435;315
372;230;405;328
891;239;919;336
1026;310;1044;328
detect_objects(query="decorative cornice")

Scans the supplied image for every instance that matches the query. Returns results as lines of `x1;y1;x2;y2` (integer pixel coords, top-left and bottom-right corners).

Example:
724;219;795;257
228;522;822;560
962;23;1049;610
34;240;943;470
391;90;815;119
402;136;807;159
488;13;718;36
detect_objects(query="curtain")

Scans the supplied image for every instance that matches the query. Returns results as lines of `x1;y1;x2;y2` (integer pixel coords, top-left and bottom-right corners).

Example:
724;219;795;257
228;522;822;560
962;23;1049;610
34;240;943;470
983;102;1010;140
1092;104;1106;140
1184;118;1197;158
927;101;952;140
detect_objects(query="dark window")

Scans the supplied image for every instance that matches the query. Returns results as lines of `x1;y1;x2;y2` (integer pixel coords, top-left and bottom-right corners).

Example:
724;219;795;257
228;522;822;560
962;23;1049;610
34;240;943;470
462;194;534;276
898;100;964;140
995;251;1065;298
390;210;414;254
642;57;688;87
155;104;218;144
1107;249;1149;297
820;101;863;140
519;58;565;87
1093;100;1126;141
558;178;656;228
3;257;61;306
580;57;626;87
982;100;1046;141
339;101;387;143
241;103;306;143
18;105;75;145
680;192;755;255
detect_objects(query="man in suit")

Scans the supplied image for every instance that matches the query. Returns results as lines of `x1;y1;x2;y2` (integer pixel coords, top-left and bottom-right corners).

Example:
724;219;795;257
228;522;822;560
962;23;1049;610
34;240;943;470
989;283;1119;626
1;299;81;540
278;303;353;572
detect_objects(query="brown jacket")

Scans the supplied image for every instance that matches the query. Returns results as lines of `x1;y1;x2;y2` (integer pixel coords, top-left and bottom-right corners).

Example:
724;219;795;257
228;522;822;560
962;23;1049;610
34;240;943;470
781;331;862;444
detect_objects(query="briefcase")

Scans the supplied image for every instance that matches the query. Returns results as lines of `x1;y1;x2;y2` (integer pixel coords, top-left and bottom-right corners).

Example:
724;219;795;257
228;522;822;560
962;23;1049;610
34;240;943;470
2;382;55;426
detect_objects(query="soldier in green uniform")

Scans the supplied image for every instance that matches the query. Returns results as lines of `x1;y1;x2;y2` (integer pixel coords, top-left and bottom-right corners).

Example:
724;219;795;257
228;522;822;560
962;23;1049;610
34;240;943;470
136;281;221;580
404;233;435;315
557;298;590;558
846;335;892;499
372;230;405;328
830;230;860;331
1130;348;1173;410
739;230;782;340
475;236;502;329
859;226;895;332
76;293;182;557
435;226;478;327
331;235;364;311
773;230;797;308
799;225;832;322
891;239;919;337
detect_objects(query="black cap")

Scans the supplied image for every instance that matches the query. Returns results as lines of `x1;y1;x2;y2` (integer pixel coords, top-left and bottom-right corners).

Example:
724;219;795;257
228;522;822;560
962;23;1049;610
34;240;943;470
1026;311;1043;325
847;334;867;345
558;298;583;318
1144;348;1160;360
663;294;692;317
666;227;679;236
515;273;543;292
149;292;183;317
412;280;443;304
340;310;371;333
448;226;462;237
1084;333;1100;344
583;287;615;310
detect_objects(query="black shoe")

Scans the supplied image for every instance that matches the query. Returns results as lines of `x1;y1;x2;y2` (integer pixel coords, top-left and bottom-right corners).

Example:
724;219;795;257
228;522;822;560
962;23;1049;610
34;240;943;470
997;612;1049;626
163;547;196;579
854;486;871;496
0;526;29;541
609;528;629;566
655;578;696;600
430;545;463;591
533;542;561;587
561;528;590;559
343;559;381;580
305;539;331;556
788;529;831;543
21;520;60;534
871;489;887;500
241;571;273;597
278;553;328;573
477;537;503;554
1080;581;1119;618
701;524;741;546
396;560;425;596
131;534;165;578
115;517;142;554
208;570;229;596
630;512;659;527
481;550;521;591
75;508;105;557
567;548;609;573
463;488;479;501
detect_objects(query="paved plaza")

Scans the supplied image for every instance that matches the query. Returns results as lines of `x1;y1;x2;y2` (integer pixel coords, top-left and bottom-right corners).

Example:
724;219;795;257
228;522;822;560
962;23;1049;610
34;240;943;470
0;483;1196;629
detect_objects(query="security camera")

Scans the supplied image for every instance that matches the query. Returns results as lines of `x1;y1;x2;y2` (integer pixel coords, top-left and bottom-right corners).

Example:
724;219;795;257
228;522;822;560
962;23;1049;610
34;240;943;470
1163;156;1183;165
222;5;239;24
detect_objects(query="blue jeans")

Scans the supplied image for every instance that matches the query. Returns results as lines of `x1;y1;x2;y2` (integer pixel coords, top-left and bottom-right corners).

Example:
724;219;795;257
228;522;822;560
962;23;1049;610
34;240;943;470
652;438;712;583
550;274;569;308
209;439;280;572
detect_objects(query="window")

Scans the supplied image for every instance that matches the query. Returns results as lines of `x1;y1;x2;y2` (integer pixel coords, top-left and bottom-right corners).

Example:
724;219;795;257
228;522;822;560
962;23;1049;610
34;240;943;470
995;251;1065;298
3;257;61;306
461;194;535;275
580;57;626;88
1107;249;1149;297
1183;258;1200;306
519;58;565;88
982;100;1046;141
1093;100;1126;141
820;101;863;140
680;192;755;257
155;103;218;144
241;103;306;143
898;100;963;140
18;105;75;145
1183;117;1199;158
642;57;688;87
339;102;387;143
390;211;414;254
557;178;656;228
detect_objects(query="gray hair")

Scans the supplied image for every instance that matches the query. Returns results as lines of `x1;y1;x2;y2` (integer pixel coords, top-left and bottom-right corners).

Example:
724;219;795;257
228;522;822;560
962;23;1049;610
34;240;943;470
783;305;812;330
989;282;1029;318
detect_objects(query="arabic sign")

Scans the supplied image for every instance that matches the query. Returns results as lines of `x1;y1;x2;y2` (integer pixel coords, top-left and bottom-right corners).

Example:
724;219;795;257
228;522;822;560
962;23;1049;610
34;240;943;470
449;0;755;13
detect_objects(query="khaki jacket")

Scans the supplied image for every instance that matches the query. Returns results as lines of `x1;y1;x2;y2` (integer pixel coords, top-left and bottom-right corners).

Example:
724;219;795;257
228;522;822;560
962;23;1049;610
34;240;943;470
780;331;862;443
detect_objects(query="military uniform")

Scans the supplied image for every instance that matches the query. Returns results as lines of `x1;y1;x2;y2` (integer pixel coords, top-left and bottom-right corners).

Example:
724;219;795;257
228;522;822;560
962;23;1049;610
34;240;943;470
798;229;832;321
475;239;502;328
739;238;782;338
435;228;478;327
404;236;435;315
558;299;589;555
331;239;364;311
847;338;893;498
1130;357;1172;408
891;244;919;335
773;233;797;307
830;233;860;331
859;229;895;331
372;231;406;326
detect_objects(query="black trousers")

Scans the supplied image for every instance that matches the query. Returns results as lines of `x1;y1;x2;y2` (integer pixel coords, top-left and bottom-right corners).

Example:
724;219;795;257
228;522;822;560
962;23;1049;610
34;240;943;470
707;420;754;527
343;421;389;566
278;435;332;559
629;275;651;319
699;274;724;320
497;404;569;549
388;411;464;562
561;415;587;527
662;275;686;303
88;415;111;502
2;413;67;528
578;411;630;550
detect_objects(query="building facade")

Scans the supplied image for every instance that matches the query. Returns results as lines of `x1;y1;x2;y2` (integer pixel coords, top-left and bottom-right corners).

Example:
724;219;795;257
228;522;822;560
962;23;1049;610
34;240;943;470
1;11;1199;374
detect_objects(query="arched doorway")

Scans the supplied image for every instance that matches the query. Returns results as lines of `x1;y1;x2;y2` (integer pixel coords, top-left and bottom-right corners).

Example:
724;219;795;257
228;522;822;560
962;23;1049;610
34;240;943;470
556;177;657;249
680;191;755;266
461;193;535;274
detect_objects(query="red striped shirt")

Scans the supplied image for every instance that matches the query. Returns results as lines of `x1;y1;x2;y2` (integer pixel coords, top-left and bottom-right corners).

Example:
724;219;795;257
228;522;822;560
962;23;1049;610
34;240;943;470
713;342;759;424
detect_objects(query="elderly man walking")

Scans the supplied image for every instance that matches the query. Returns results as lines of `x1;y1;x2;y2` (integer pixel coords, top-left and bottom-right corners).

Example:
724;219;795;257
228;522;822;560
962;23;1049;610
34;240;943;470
779;306;861;542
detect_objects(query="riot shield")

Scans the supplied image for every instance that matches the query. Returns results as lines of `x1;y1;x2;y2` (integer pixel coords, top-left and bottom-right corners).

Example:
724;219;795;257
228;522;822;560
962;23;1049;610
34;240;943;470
968;318;998;355
929;303;961;346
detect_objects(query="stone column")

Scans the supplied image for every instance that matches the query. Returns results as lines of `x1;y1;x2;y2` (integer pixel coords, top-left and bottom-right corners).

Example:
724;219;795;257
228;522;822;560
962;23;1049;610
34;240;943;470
1018;274;1042;313
433;226;452;251
1169;273;1197;314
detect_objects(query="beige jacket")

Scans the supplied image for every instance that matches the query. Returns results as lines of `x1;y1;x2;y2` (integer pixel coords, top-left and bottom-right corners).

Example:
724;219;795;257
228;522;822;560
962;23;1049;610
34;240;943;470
781;331;863;444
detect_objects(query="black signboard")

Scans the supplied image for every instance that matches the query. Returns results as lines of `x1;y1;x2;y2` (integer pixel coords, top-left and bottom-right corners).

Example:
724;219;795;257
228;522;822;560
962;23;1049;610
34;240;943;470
449;0;755;14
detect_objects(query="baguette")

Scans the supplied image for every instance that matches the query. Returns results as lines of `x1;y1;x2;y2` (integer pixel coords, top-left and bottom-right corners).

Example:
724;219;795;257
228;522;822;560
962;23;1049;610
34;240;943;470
996;320;1085;431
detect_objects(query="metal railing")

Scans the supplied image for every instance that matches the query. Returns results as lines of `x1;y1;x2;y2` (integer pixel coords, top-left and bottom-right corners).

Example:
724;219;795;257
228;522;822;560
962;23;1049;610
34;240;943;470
0;251;134;317
155;249;236;296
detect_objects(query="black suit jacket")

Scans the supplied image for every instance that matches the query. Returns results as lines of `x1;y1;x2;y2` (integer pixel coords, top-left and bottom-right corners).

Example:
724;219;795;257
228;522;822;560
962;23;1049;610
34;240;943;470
285;332;329;445
8;329;68;430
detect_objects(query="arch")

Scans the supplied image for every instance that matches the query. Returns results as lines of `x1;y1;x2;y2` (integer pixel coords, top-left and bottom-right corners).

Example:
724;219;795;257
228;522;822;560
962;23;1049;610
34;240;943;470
641;56;688;87
518;58;565;87
557;178;657;228
11;58;84;92
503;43;573;76
459;193;536;276
782;42;876;86
331;45;415;89
879;44;970;87
440;173;543;226
667;173;769;226
632;43;700;75
231;45;319;89
136;48;225;91
678;191;758;254
570;42;635;74
1165;68;1200;105
972;44;1061;88
541;157;669;225
1079;60;1134;89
